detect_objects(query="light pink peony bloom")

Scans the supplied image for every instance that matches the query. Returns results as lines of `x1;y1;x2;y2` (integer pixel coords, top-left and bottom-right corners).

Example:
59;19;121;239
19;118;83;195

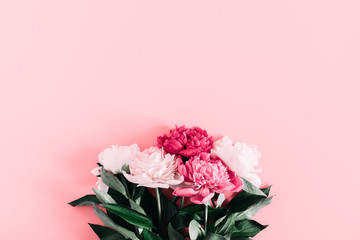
211;136;262;187
91;144;140;190
158;126;214;157
98;144;140;174
123;147;184;188
173;153;243;204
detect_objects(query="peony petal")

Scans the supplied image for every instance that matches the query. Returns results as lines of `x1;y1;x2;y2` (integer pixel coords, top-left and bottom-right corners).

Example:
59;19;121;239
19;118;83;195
123;173;142;185
179;148;201;157
164;175;184;185
177;158;188;176
169;181;194;189
139;182;170;188
190;192;215;204
124;173;171;188
215;180;235;193
97;179;109;192
173;187;199;197
245;174;261;188
163;139;183;154
91;167;101;176
99;144;139;174
211;136;261;188
229;172;244;192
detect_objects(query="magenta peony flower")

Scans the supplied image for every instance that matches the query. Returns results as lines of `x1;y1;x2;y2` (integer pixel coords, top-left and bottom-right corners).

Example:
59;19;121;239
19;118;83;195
157;126;214;157
173;153;243;204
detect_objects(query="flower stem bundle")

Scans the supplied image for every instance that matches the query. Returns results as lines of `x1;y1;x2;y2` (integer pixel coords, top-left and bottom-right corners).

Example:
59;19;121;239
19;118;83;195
69;125;272;239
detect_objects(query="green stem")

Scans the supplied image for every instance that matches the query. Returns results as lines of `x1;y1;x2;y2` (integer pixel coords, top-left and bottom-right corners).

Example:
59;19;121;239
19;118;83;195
155;188;162;234
204;203;208;233
180;197;184;209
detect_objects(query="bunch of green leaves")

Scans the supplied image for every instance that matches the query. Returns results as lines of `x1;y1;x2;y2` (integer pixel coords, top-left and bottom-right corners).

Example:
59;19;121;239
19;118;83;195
69;168;272;240
168;178;272;240
69;168;160;239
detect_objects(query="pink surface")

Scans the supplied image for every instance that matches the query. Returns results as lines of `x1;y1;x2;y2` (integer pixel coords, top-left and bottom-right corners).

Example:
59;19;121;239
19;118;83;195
1;1;359;239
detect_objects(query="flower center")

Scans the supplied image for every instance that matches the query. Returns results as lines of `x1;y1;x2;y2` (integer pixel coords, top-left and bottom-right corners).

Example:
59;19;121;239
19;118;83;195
191;159;229;189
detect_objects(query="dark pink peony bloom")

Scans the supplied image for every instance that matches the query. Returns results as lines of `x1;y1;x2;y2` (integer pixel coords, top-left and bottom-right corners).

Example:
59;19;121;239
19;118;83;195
173;153;243;204
158;126;214;157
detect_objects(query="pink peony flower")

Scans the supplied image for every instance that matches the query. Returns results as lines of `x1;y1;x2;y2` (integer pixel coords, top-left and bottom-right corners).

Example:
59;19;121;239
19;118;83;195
173;153;243;204
158;126;214;157
123;147;184;188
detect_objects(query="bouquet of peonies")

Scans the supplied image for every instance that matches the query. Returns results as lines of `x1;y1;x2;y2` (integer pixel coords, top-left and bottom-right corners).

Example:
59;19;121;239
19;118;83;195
69;126;272;240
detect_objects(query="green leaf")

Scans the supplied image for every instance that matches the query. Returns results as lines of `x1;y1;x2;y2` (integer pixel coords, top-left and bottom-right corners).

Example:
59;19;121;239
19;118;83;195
171;212;199;231
233;197;273;221
260;186;272;197
215;216;226;227
241;178;266;197
170;203;225;230
101;169;128;198
132;186;145;201
103;203;155;229
203;232;227;240
227;190;267;214
179;203;204;213
106;188;134;230
129;199;146;215
207;221;216;233
189;220;205;240
93;205;139;240
215;214;235;236
180;203;224;219
68;195;101;206
93;189;117;204
122;164;130;174
119;174;132;198
168;223;185;240
101;232;127;240
142;229;162;240
160;191;177;223
88;223;115;238
232;220;267;238
140;189;159;226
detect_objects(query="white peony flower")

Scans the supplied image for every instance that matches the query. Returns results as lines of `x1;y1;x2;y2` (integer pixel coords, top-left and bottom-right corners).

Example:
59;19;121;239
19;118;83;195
91;144;140;191
211;136;262;187
99;144;140;174
123;147;184;188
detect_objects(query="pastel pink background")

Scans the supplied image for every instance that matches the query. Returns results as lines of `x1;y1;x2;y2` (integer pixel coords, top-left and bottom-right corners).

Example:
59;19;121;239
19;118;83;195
1;1;359;239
